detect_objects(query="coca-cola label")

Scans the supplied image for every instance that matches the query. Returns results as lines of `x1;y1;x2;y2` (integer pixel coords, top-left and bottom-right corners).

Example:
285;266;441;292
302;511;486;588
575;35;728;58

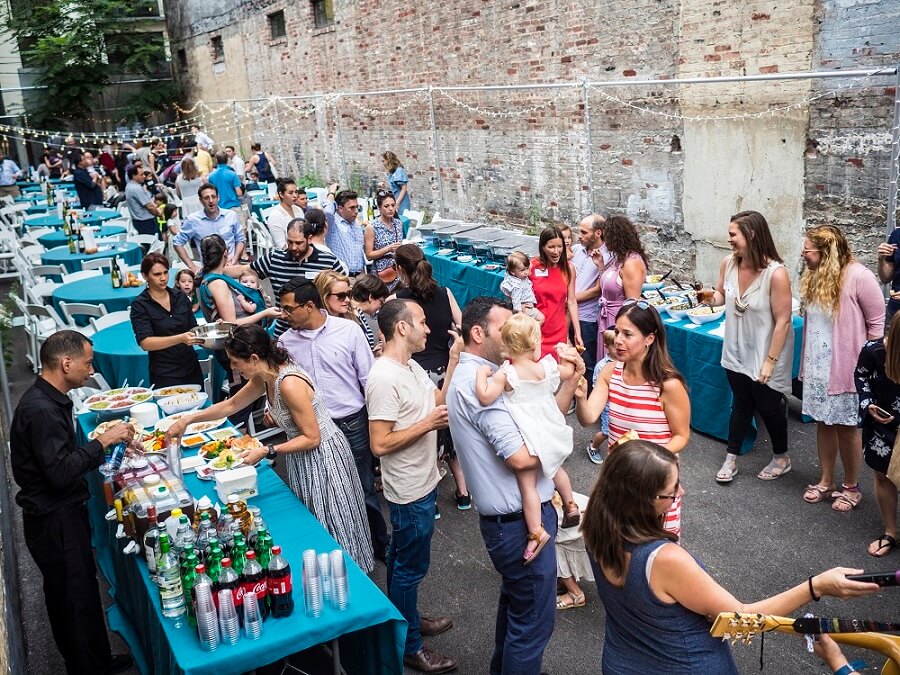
243;579;267;598
233;586;244;605
270;577;292;594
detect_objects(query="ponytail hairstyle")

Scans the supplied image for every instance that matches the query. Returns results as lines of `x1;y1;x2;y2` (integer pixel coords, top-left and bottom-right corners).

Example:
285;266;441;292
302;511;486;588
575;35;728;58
224;324;291;368
199;234;227;277
581;440;679;583
395;243;437;302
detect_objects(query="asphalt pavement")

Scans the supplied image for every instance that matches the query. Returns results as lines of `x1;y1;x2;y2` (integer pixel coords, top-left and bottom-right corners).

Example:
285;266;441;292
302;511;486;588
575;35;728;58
2;314;895;675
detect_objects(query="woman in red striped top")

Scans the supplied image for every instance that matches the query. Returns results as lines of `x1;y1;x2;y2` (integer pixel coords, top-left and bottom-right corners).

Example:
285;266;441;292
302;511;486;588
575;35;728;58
575;300;690;536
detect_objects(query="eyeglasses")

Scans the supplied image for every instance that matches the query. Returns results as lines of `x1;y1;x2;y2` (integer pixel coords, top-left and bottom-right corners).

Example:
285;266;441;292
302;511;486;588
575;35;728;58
328;292;350;301
800;249;820;255
656;482;680;501
280;303;300;313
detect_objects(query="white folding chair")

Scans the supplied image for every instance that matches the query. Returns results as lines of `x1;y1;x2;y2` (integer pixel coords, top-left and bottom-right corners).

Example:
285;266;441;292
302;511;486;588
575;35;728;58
89;310;131;332
94;234;127;244
25;280;59;304
401;209;425;229
81;258;112;272
129;234;158;248
249;215;274;257
58;301;108;328
19;244;45;265
19;226;54;244
198;355;214;402
18;300;67;373
70;373;112;413
31;264;66;280
61;269;102;284
148;239;165;254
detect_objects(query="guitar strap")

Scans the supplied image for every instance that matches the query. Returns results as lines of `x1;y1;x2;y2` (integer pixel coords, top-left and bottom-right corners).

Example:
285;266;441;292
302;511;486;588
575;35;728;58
793;617;900;633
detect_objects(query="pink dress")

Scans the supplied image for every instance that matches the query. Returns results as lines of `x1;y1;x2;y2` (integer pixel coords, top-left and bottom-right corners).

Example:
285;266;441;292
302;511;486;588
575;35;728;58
530;259;568;360
596;253;645;360
608;363;683;538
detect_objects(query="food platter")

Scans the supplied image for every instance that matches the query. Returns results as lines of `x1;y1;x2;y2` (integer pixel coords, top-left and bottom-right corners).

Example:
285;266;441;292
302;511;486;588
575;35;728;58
152;384;202;399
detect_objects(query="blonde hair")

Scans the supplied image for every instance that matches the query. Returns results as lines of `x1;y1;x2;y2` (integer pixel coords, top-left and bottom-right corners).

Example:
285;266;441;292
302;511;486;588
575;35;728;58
799;225;852;316
239;269;260;284
506;250;529;274
602;329;616;349
314;270;359;322
501;313;542;357
382;150;402;173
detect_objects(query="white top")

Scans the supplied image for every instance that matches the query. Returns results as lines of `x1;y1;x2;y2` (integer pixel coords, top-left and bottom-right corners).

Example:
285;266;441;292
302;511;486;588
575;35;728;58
365;357;441;504
265;204;304;249
572;244;601;322
500;354;573;478
720;255;793;395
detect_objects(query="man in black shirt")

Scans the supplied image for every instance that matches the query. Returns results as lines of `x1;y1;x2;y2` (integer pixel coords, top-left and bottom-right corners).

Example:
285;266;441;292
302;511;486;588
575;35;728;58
10;330;136;674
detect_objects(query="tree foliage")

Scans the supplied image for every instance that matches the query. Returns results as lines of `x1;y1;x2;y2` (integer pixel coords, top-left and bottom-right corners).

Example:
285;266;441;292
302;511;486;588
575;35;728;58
6;0;171;127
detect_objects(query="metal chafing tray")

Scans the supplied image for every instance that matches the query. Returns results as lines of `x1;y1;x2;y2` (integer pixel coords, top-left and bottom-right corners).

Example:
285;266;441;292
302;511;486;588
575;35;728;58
452;227;515;254
432;222;483;249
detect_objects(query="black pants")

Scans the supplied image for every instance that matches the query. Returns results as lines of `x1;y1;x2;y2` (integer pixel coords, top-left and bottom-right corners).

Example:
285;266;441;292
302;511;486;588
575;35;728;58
23;504;112;674
725;369;789;455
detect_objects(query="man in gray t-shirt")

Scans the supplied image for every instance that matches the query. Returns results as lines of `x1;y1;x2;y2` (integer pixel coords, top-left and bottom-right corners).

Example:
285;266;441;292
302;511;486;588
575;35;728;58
446;296;583;675
124;165;161;238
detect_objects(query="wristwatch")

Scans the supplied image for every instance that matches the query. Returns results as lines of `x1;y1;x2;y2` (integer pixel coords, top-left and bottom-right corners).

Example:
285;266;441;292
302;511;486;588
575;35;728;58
266;444;278;461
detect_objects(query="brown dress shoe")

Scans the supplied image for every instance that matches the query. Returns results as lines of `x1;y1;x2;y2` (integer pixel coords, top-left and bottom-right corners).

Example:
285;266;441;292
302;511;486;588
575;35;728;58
420;615;453;636
403;647;457;673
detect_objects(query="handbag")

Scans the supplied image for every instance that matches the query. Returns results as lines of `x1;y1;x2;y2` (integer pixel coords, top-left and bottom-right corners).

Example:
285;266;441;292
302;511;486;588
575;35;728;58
889;431;900;488
377;263;397;283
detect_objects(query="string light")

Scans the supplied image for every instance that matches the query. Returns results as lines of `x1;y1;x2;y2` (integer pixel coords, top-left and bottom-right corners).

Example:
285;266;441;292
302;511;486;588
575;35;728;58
434;88;568;118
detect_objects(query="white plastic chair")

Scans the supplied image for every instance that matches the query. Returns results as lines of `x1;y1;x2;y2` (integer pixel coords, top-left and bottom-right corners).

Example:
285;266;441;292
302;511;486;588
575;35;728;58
25;280;59;304
94;234;127;244
17;298;67;373
19;244;45;265
129;234;158;248
402;209;425;229
89;309;131;332
198;355;214;402
31;264;66;280
61;269;102;284
81;258;112;272
58;301;108;328
148;239;165;254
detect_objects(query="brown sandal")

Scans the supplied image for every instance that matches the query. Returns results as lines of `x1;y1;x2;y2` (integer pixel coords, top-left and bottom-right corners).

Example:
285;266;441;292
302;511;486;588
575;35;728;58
523;526;550;566
561;501;581;528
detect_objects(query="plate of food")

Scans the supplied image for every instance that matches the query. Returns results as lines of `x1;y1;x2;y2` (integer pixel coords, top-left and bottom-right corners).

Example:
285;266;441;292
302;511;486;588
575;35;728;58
482;263;500;271
158;392;208;416
643;274;666;291
199;438;233;460
89;419;139;440
436;248;455;256
152;384;203;399
686;305;726;325
664;300;692;320
186;418;227;434
206;427;240;442
456;255;474;263
140;429;168;453
208;448;243;471
195;465;216;481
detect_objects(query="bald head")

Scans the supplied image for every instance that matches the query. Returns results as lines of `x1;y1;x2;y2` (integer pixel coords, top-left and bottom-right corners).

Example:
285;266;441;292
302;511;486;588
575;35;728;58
578;213;605;250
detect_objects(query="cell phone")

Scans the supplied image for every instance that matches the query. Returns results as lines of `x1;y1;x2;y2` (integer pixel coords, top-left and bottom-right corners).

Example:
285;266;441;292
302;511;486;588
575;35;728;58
871;405;893;418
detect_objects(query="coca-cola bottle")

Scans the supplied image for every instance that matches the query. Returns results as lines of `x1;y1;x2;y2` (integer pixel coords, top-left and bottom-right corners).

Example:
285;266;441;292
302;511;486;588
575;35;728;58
215;557;243;626
241;550;269;619
267;545;294;618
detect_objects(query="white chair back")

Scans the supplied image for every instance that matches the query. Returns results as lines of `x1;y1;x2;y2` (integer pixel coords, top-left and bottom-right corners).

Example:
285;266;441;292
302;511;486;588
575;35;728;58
31;264;66;281
59;301;108;327
89;310;131;332
61;269;102;284
81;258;111;272
25;280;59;304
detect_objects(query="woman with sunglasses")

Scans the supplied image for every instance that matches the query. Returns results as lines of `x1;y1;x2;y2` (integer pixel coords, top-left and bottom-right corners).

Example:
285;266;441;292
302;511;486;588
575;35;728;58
581;440;878;675
699;211;794;483
364;190;404;291
575;300;690;537
393;244;473;510
313;270;376;349
166;324;374;572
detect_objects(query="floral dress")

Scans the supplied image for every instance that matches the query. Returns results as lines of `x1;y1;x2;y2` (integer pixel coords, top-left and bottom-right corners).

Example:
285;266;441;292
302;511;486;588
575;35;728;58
371;217;404;291
801;306;858;426
855;339;900;474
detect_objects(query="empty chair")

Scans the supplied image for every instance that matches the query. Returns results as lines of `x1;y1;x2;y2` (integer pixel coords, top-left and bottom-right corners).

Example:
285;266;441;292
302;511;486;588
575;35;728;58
148;239;165;255
31;264;66;280
89;309;131;333
129;234;158;248
81;258;112;272
16;298;67;373
198;355;214;402
19;244;45;265
94;234;127;244
61;269;102;284
25;280;59;305
402;209;425;229
58;301;108;328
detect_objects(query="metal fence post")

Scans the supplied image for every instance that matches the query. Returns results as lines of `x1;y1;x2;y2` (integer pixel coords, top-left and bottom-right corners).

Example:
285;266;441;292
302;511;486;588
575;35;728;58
428;87;446;215
582;78;595;213
231;101;241;154
332;97;348;186
886;67;900;238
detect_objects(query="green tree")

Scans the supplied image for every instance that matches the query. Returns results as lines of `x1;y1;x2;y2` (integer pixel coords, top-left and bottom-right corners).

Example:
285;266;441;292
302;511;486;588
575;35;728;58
6;0;172;127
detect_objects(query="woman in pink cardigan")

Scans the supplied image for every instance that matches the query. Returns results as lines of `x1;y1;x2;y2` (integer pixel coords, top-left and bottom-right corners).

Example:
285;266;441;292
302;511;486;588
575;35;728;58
799;225;885;511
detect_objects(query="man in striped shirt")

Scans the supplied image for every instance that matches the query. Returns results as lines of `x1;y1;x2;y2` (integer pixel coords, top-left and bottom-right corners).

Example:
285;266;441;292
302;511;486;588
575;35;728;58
227;218;343;337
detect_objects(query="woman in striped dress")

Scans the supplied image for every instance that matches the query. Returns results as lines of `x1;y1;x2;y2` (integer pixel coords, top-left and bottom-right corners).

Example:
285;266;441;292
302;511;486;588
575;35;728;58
576;300;691;537
168;324;374;572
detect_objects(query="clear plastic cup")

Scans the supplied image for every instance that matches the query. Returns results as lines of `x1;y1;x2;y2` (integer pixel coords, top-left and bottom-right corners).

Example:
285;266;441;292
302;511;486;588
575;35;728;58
217;589;241;646
302;556;323;618
196;608;220;652
329;550;349;610
318;552;332;603
243;591;263;640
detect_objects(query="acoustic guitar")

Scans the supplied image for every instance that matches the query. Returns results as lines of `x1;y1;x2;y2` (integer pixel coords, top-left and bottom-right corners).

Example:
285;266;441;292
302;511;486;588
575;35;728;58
710;612;900;675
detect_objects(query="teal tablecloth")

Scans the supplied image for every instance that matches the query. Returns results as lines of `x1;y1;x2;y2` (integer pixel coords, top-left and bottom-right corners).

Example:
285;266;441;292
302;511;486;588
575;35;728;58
51;267;144;323
76;415;405;675
423;246;806;448
251;197;278;221
40;241;142;273
38;224;126;248
25;208;119;230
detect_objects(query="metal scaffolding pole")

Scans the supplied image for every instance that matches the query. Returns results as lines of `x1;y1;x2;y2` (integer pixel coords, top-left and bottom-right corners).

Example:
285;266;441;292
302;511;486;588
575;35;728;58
332;98;348;185
427;87;445;216
886;68;900;238
582;79;595;213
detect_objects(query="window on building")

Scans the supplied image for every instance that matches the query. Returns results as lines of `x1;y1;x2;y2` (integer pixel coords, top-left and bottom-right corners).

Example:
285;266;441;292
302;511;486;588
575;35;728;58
177;49;187;71
268;10;287;39
311;0;334;28
210;36;224;63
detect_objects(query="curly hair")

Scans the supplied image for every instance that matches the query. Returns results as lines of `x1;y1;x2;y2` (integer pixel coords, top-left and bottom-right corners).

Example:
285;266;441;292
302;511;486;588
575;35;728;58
799;225;853;316
602;215;647;267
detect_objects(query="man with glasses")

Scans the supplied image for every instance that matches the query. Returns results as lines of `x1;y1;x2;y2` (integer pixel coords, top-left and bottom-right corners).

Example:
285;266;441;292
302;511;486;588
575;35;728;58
227;218;343;338
324;187;366;276
276;278;389;563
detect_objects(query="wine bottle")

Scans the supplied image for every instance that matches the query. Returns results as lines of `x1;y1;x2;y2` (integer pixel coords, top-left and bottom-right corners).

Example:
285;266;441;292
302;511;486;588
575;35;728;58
111;256;121;288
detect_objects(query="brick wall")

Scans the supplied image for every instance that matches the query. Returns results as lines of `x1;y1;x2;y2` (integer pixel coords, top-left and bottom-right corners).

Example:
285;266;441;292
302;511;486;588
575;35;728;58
164;0;900;280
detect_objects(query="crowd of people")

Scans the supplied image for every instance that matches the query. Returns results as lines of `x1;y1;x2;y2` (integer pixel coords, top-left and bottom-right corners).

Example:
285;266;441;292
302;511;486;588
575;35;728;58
9;163;899;674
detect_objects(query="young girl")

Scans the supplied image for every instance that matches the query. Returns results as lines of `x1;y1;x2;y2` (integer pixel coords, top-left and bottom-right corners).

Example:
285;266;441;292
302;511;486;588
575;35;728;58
586;330;616;465
476;313;580;564
175;269;200;313
500;251;545;324
237;269;270;314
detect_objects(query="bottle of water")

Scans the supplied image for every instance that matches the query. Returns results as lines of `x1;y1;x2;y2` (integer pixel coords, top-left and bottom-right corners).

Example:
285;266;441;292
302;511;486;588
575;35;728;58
176;515;196;566
143;505;162;582
156;532;186;626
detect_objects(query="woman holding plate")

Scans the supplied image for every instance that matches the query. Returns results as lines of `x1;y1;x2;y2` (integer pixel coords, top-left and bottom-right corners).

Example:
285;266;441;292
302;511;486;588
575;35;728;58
166;324;374;572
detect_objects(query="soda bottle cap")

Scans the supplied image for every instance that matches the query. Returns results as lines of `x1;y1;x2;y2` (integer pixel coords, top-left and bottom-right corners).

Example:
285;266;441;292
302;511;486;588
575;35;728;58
179;515;189;524
271;545;281;555
157;486;167;494
245;550;256;560
171;508;183;517
227;494;239;504
147;504;157;517
222;557;232;567
195;564;206;574
200;511;210;521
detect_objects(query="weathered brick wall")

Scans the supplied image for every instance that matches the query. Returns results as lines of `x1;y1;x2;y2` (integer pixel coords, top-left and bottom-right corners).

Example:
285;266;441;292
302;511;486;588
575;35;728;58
164;0;899;282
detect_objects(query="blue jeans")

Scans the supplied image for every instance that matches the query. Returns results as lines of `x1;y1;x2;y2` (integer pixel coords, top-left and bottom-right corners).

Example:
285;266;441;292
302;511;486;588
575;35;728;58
479;501;558;675
387;488;437;655
334;407;389;556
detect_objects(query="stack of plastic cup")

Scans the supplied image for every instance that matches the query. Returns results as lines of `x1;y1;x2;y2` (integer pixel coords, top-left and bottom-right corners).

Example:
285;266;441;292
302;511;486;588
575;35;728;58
302;549;323;618
329;550;349;611
217;589;241;646
194;583;220;651
243;591;264;640
318;552;332;604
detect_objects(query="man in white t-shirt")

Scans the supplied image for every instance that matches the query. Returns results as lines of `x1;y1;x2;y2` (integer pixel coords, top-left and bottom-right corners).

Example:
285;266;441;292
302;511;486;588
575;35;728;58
366;299;460;674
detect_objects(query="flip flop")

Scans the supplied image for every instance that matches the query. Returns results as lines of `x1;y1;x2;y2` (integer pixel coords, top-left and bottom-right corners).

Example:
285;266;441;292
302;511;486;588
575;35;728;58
831;488;862;512
803;484;835;504
868;534;896;558
716;455;738;483
556;592;586;610
757;458;792;481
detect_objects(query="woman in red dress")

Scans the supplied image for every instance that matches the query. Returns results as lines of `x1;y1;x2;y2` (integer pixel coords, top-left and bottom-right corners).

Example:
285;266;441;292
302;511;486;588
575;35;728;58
531;226;582;359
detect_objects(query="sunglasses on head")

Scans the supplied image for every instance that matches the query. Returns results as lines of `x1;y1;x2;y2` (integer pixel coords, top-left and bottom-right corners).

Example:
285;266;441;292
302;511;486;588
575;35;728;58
622;298;652;310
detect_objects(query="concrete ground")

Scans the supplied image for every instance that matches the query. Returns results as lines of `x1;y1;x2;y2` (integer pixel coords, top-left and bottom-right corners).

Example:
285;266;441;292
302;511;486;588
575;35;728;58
2;299;896;674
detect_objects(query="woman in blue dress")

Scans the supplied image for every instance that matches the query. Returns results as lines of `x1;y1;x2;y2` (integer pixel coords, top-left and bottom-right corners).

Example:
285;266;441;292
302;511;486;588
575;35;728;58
381;150;410;217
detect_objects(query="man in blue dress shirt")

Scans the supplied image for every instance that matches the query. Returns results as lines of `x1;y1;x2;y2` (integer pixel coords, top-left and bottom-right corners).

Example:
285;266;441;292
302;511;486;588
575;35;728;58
173;183;245;273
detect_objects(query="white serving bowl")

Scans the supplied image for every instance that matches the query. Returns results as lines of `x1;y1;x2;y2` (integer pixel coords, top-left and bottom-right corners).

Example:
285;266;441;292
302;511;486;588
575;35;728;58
158;392;208;416
687;307;726;325
665;301;692;320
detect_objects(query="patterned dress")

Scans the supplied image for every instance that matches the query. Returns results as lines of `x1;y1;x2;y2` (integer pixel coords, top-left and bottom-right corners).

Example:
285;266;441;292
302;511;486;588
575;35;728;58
270;365;374;572
801;306;858;426
855;339;900;475
371;217;404;291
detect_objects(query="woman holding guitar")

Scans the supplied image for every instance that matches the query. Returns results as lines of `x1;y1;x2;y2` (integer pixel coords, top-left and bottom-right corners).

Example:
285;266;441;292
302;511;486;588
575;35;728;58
581;440;879;674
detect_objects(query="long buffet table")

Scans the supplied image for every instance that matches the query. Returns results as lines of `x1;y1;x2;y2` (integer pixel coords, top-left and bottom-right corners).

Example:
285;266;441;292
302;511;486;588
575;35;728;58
76;414;405;675
423;246;804;451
